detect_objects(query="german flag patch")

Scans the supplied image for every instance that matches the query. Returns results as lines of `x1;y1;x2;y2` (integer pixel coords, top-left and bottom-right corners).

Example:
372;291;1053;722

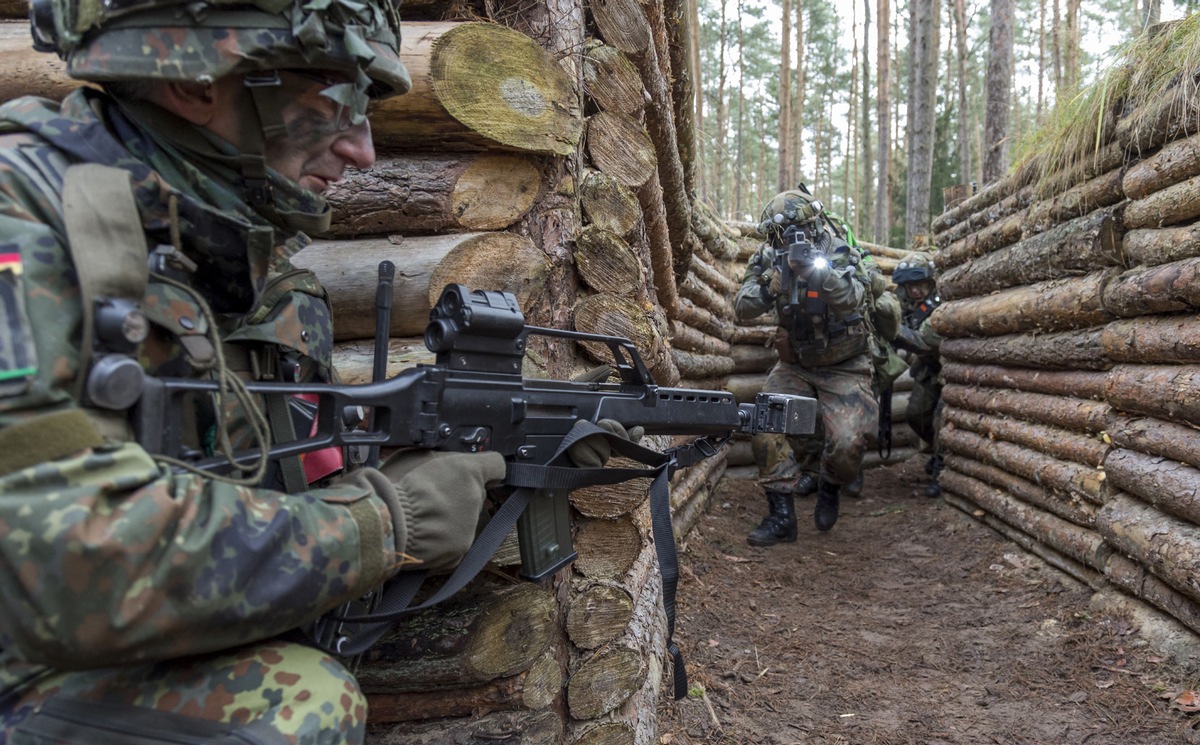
0;251;39;397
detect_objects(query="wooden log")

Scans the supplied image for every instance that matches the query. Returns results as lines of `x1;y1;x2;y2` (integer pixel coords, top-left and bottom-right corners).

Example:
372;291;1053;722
1028;140;1127;203
571;456;652;518
934;187;1035;250
1123;222;1200;268
1115;75;1200;156
581;40;645;115
670;444;727;512
1020;167;1125;236
689;253;740;295
931;179;1014;236
941;383;1111;434
859;242;928;261
0;28;80;104
1106;364;1200;425
332;337;434;384
366;655;561;724
943;408;1108;467
638;170;680;316
321;154;541;237
670;348;733;379
371;22;581;153
1123;129;1200;201
938;209;1121;301
1104;447;1200;525
940;468;1110;570
940;425;1105;504
566;583;635;650
575;225;648;298
1107;413;1200;471
1104;552;1200;639
674;296;734;341
940;362;1108;399
673;457;727;541
1102;256;1200;317
580;170;642;237
358;583;557;690
293;232;547;341
943;183;973;210
567;647;646;720
573;515;642;580
937;327;1110;371
730;342;777;373
670;320;732;357
573;293;678;385
587;111;657;188
945;454;1097;527
943;492;1102;588
1124;173;1200;229
573;722;635;745
724;373;766;403
691;206;741;263
1101;315;1200;363
730;325;773;346
1096;493;1200;604
368;709;562;744
931;270;1116;337
678;272;734;318
937;211;1024;272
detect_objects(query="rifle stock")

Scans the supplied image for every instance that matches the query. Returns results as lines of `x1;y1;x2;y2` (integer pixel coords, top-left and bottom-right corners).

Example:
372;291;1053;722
135;285;817;578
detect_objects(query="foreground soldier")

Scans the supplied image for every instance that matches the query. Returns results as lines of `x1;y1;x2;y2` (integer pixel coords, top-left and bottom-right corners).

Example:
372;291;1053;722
891;253;945;497
734;189;878;544
0;0;613;740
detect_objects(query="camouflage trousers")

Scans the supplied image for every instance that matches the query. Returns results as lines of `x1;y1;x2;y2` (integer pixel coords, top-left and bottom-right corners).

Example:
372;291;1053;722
0;639;365;744
905;377;943;448
754;353;877;490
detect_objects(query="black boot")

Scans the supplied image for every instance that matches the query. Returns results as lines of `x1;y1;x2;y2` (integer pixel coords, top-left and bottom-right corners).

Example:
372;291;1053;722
793;473;818;497
747;491;798;546
925;454;944;498
814;478;840;532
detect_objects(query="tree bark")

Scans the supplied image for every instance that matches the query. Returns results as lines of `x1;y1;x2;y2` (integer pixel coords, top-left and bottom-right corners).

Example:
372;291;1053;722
941;383;1111;433
0;32;78;104
1103;552;1200;639
671;321;733;357
1123;173;1200;229
320;154;542;237
1122;223;1200;268
937;208;1120;300
943;408;1108;467
982;0;1014;184
1101;314;1200;363
293;232;547;341
945;454;1097;527
937;328;1110;370
730;343;778;373
1101;257;1200;317
724;373;768;403
671;348;734;380
937;211;1024;271
1107;413;1200;471
905;0;939;246
1105;364;1200;426
940;362;1108;398
366;659;562;724
371;22;581;153
1101;456;1200;541
940;425;1105;504
1123;129;1200;201
873;0;892;242
678;272;734;319
931;270;1116;337
675;296;735;342
368;709;562;745
331;338;434;384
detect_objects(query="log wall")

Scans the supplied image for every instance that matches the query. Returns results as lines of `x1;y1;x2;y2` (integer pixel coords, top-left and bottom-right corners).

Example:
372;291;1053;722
931;59;1200;647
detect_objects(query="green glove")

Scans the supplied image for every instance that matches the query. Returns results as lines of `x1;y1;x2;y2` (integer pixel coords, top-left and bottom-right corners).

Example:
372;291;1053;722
376;450;507;571
566;419;645;469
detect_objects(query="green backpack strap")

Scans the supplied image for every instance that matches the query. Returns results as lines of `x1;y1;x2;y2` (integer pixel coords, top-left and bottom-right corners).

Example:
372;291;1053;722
61;163;149;438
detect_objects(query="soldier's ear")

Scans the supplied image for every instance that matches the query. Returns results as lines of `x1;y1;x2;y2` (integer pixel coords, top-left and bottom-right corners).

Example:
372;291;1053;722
152;81;220;126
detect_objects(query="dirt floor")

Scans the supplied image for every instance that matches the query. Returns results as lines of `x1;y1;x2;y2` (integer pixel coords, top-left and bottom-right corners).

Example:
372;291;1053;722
657;456;1200;745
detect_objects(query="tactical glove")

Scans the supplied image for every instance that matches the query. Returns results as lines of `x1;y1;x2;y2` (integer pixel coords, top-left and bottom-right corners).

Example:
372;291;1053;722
893;325;925;354
369;450;507;572
566;419;645;469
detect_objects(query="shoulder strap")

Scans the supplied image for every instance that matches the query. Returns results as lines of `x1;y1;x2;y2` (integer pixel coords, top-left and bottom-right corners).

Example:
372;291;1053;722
61;163;149;401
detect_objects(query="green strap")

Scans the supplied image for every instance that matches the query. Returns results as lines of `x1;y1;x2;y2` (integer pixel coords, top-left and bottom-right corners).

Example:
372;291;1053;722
0;410;104;477
61;164;149;400
266;393;308;493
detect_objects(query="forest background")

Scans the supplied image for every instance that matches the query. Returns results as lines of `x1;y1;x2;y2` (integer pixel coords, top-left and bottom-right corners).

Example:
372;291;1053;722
694;0;1198;249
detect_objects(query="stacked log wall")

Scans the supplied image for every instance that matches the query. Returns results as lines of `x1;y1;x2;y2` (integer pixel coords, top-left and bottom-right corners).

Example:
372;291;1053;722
930;67;1200;646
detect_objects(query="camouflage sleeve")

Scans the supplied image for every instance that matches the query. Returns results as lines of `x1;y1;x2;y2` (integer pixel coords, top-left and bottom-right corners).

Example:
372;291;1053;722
0;156;401;670
814;244;867;316
733;244;775;322
917;316;943;351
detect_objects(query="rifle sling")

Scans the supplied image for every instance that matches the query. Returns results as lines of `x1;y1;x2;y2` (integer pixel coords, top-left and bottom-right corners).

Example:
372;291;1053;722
0;409;105;477
323;421;691;700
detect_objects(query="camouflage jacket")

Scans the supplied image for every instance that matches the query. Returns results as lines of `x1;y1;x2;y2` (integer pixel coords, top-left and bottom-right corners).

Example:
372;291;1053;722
899;292;944;385
733;232;872;367
0;90;400;688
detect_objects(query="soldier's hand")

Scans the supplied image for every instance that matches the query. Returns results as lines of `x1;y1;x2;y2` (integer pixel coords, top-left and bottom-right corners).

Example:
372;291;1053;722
375;450;507;572
566;419;645;468
759;267;782;298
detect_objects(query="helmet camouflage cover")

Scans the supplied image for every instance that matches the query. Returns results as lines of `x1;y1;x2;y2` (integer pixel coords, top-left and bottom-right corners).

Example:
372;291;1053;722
758;189;825;244
31;0;410;109
892;253;937;285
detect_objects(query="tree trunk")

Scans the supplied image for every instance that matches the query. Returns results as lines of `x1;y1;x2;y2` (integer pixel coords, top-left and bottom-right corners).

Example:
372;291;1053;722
575;226;649;299
1102;451;1200;533
940;362;1109;399
931;270;1116;337
675;296;736;342
937;208;1120;300
1107;413;1200;471
874;0;892;242
982;0;1014;183
332;338;434;384
942;383;1111;434
730;343;778;373
1104;552;1200;639
320;154;542;237
1105;364;1200;426
859;0;873;237
905;0;939;246
1101;257;1200;317
371;22;581;153
293;232;547;341
1101;314;1200;363
1124;173;1200;229
777;0;792;193
937;328;1110;370
368;709;563;744
937;212;1024;271
1123;223;1200;268
1122;129;1200;200
671;321;733;357
573;293;678;385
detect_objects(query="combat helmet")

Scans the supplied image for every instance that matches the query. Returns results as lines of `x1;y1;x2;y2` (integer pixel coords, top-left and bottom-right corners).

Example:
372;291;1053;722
758;187;825;245
892;253;936;285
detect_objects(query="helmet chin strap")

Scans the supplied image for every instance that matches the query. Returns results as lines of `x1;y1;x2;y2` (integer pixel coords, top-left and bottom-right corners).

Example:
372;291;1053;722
237;71;290;210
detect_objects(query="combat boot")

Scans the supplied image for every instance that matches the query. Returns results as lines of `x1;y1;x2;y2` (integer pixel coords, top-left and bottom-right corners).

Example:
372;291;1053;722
793;473;818;497
925;454;944;498
814;478;840;532
746;491;797;546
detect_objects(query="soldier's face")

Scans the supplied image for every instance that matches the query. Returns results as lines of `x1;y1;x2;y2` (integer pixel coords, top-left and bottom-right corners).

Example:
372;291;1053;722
903;279;935;302
263;70;376;194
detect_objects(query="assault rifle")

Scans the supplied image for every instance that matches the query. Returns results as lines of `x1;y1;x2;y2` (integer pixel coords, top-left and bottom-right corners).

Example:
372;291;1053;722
134;283;817;580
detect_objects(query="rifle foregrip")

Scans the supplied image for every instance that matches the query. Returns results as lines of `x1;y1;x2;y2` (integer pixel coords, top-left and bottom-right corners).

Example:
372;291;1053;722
742;393;817;436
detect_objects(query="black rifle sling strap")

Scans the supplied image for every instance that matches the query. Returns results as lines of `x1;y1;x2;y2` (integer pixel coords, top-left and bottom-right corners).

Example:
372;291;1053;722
61;164;149;441
327;421;691;699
